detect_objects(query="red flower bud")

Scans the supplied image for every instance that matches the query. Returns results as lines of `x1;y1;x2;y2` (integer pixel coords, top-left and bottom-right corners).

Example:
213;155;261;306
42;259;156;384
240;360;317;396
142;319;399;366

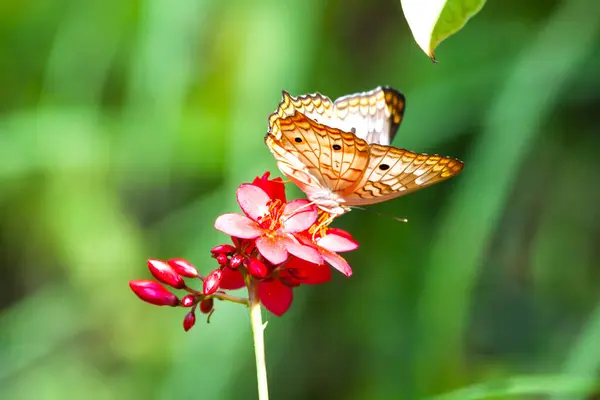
181;294;195;307
199;298;214;314
247;258;268;279
129;280;178;307
167;258;199;278
203;270;223;295
229;254;244;269
210;244;235;256
147;259;185;289
216;253;229;266
183;311;196;331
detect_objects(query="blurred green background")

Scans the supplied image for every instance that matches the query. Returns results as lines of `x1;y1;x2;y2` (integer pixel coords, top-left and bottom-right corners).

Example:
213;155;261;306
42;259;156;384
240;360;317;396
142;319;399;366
1;0;600;399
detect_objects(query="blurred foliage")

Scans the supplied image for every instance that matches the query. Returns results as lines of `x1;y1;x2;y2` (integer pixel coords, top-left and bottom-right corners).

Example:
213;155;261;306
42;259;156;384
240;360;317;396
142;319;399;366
1;0;600;399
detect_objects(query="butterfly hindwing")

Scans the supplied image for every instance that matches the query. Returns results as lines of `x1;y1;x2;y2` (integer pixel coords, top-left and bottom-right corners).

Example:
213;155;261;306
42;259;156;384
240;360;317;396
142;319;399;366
268;86;406;147
267;91;333;134
330;86;405;145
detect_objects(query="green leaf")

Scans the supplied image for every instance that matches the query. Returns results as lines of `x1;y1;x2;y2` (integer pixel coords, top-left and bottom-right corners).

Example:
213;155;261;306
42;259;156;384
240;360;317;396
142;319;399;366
400;0;487;60
428;375;600;400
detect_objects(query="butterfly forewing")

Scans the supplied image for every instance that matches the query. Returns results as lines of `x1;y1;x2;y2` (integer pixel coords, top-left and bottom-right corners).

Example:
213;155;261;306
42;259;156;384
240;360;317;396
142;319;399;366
343;144;464;206
266;111;370;195
268;86;405;146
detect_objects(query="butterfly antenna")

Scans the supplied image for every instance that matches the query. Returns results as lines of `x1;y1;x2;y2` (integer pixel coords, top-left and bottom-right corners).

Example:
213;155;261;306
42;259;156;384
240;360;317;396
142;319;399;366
350;206;408;223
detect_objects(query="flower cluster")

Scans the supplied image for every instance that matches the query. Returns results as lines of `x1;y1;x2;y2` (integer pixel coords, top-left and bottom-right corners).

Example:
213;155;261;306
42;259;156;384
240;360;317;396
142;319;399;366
129;173;359;330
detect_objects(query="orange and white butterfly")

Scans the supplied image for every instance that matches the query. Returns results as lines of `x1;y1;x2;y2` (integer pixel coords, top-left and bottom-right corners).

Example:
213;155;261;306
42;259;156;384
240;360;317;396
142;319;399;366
264;86;464;219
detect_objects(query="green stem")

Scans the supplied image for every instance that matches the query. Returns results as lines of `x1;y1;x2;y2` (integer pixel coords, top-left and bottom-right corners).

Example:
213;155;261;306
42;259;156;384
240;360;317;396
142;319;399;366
213;291;249;305
248;277;269;400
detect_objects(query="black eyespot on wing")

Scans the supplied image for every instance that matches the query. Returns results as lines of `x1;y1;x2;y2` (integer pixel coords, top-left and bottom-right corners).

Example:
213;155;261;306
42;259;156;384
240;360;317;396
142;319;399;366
332;144;341;150
294;137;302;143
379;164;390;171
350;127;356;134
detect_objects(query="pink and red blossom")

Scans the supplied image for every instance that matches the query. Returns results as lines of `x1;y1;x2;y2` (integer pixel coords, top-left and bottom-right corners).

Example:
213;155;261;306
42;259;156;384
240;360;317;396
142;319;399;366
215;184;322;265
128;172;360;327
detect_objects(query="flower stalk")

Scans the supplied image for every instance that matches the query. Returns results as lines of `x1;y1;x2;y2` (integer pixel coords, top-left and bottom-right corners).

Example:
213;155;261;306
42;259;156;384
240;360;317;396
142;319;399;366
248;276;269;400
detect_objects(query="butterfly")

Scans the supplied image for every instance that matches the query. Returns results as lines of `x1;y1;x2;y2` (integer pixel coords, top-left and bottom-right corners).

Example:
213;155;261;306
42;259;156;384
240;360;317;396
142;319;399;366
264;87;464;219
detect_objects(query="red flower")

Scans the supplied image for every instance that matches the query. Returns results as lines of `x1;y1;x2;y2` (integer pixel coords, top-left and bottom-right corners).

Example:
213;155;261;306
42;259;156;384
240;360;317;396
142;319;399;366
129;172;361;321
219;267;245;290
214;184;322;265
258;279;293;317
278;256;332;285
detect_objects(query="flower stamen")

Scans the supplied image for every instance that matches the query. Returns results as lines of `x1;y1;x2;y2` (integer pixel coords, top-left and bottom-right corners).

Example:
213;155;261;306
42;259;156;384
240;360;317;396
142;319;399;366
309;211;334;241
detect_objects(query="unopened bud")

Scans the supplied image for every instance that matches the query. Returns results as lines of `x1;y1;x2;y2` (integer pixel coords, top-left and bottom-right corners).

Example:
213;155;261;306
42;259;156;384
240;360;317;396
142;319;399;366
210;244;235;256
229;254;244;269
203;270;223;295
216;253;229;266
247;258;268;279
181;294;195;307
200;298;214;314
147;259;185;289
129;280;179;307
167;258;199;278
183;311;196;331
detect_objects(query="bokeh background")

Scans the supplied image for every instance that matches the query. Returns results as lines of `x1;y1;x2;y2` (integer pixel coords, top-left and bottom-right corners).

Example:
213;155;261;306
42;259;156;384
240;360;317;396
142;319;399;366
1;0;600;399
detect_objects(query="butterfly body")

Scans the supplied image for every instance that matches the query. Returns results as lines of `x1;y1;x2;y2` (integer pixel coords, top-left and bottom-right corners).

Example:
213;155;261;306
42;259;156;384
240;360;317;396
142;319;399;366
265;87;464;218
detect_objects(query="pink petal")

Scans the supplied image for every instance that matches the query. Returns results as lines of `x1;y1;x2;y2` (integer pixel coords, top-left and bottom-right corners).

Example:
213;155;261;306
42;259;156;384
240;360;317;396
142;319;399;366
317;229;359;252
282;236;323;265
259;279;293;316
219;268;245;290
214;213;263;239
321;250;353;277
282;199;318;233
256;236;288;265
236;184;271;221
